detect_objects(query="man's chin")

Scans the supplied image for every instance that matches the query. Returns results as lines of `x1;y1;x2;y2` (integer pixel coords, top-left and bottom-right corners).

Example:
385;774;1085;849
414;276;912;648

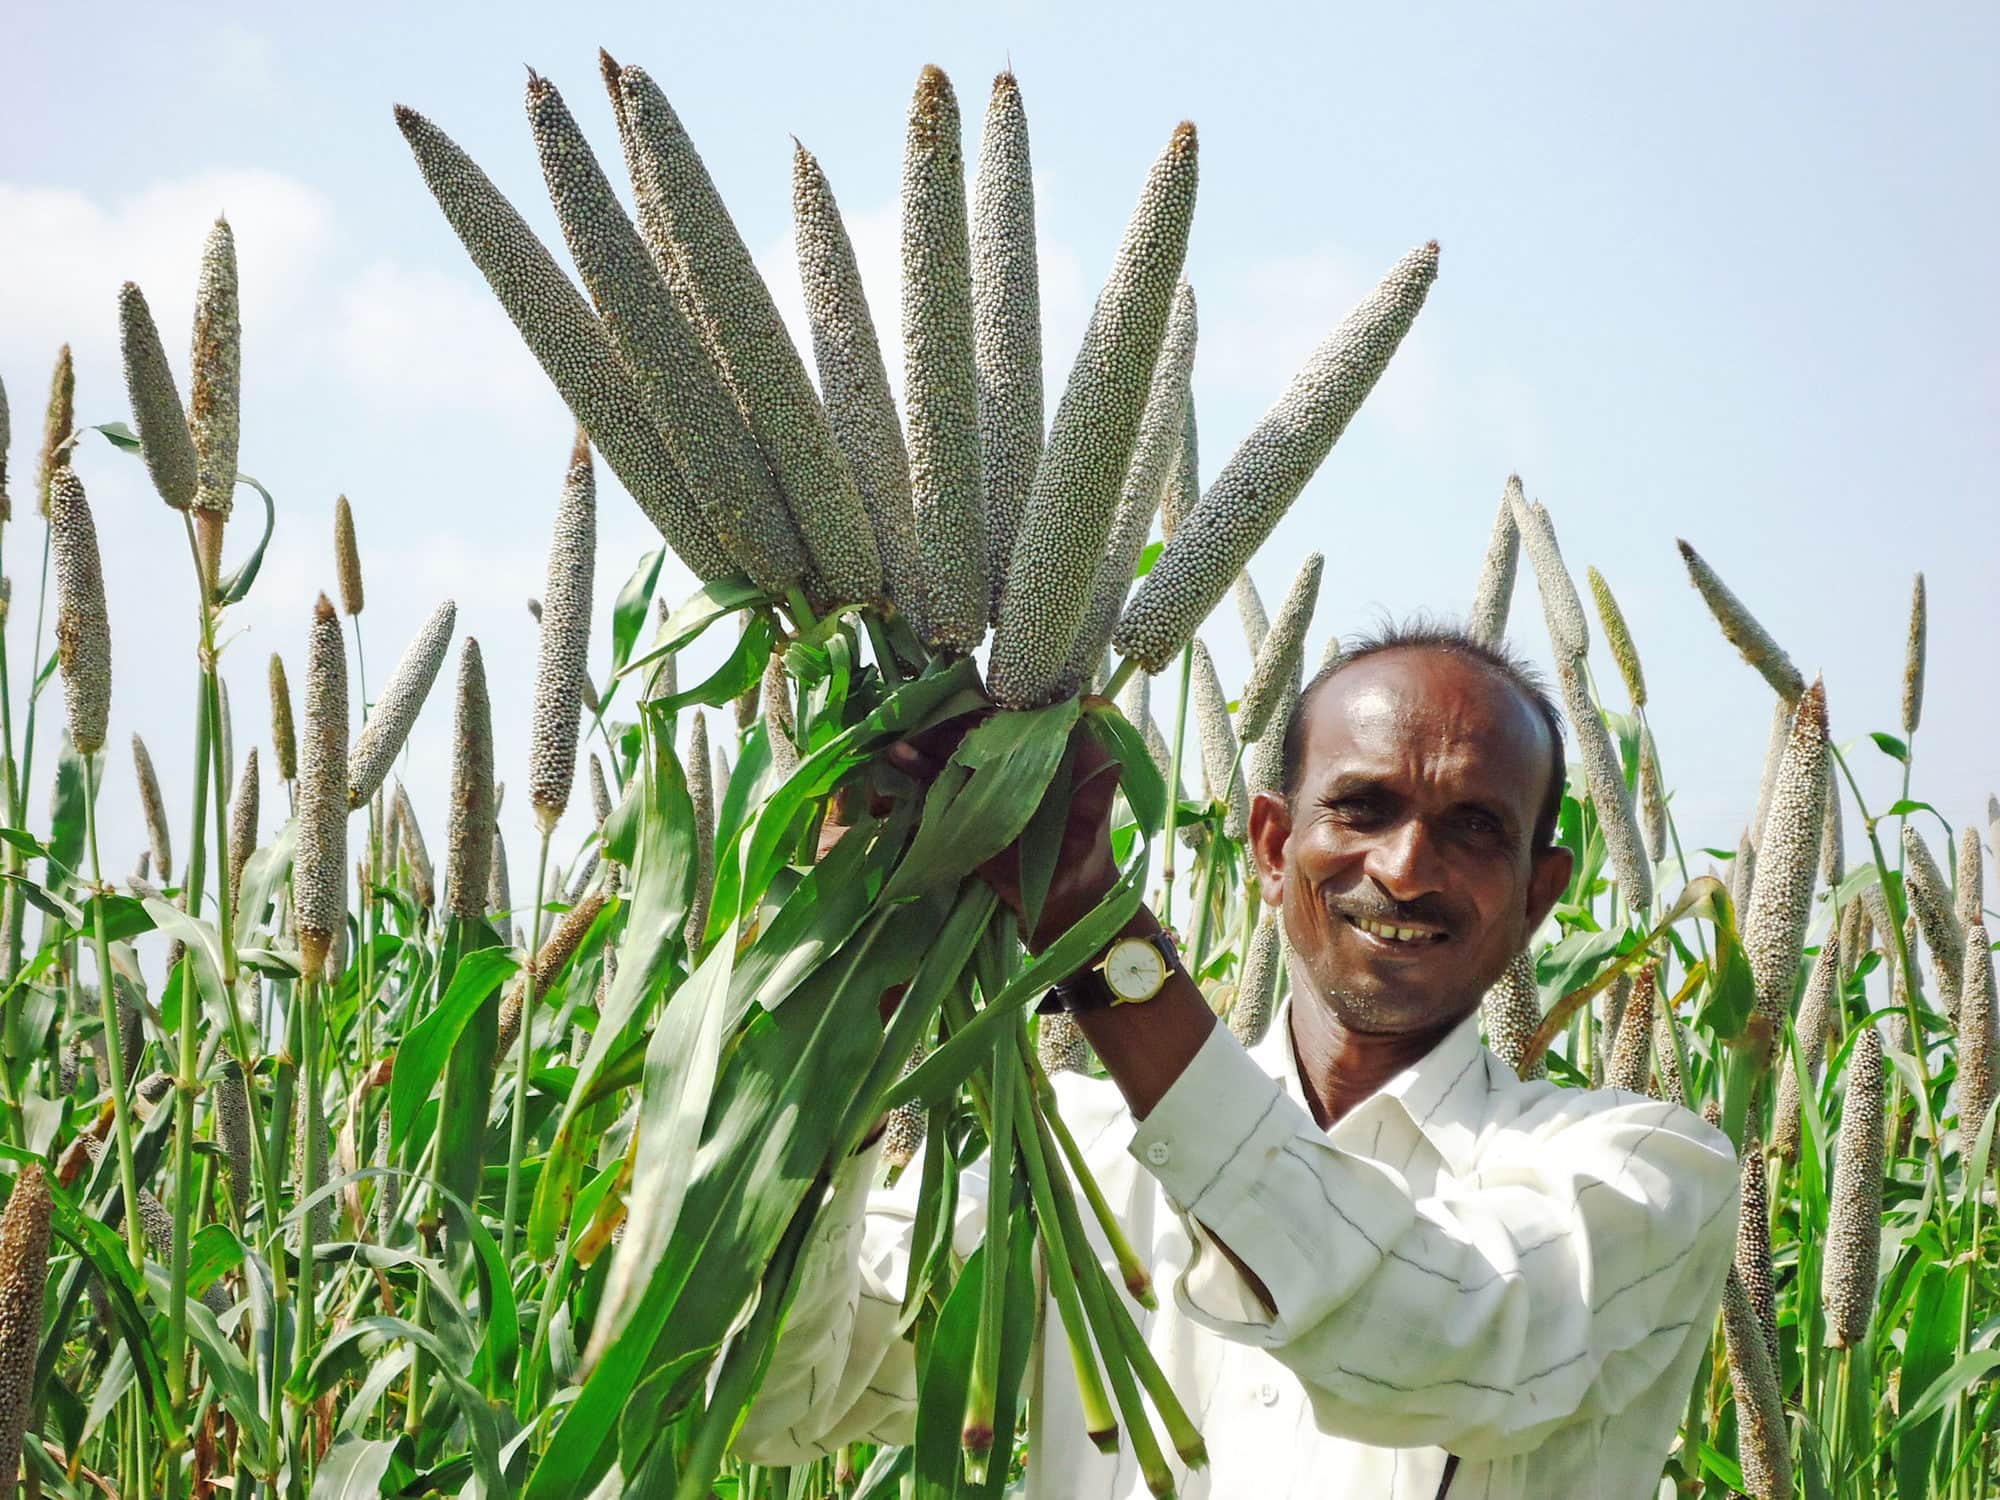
1311;982;1478;1039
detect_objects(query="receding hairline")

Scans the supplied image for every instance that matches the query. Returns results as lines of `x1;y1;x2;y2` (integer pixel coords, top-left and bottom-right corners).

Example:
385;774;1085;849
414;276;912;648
1278;622;1568;847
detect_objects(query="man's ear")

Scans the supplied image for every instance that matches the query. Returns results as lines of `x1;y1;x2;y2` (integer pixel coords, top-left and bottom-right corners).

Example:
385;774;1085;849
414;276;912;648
1525;843;1573;932
1247;790;1291;907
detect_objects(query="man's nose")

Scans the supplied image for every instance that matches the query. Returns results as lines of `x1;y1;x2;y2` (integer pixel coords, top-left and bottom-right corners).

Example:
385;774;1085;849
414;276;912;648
1364;817;1444;902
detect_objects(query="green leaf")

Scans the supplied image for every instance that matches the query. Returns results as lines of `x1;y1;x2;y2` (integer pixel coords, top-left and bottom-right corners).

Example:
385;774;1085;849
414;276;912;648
534;711;696;1242
215;471;278;606
47;735;90;881
434;918;506;1212
911;1213;1035;1499
652;611;777;713
1695;904;1756;1041
885;848;1146;1111
1085;701;1165;839
311;1436;401;1500
1869;731;1910;763
304;1316;504;1495
620;573;767;679
611;547;666;675
881;700;1080;906
1893;1261;1965;1497
1883;798;1934;818
387;945;519;1155
92;420;142;451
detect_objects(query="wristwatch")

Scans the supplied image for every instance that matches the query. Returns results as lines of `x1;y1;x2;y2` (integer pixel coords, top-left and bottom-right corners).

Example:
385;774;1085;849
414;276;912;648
1037;929;1181;1015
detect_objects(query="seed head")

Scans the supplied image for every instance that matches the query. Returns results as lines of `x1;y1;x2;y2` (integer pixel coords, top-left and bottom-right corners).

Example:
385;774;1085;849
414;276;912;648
215;1054;254;1221
1652;992;1687;1106
1058;281;1199;694
1483;950;1544;1081
228;746;259;915
686;711;714;955
293;595;349;975
530;439;596;833
1557;656;1653;912
1901;571;1925;737
131;732;172;885
1037;1014;1093;1077
347;599;455;808
1955;824;1983;935
1821;1026;1885;1348
762;653;800;781
36;344;75;518
1721;1266;1792;1500
294;1075;333;1241
495;885;614;1064
1773;937;1840;1161
1586;566;1646;710
1604;965;1655;1094
1234;571;1269;658
971;70;1043;622
1903;823;1965;1017
1160;381;1198;542
1742;681;1828;1043
1735;1141;1780;1377
0;1164;54;1491
190;215;241;591
1237;552;1322;745
1638;728;1668;864
393;101;732;580
393;781;435;913
529;73;806;593
1230;908;1284;1048
1189;639;1248;840
1466;479;1520;648
793;141;921;622
117;281;199;510
445;638;495;921
1746;696;1791;866
48;466;111;755
1675;539;1805;703
332;496;364;617
267;652;297;783
900;66;990;652
1508;491;1589;662
989;122;1198;705
375;1109;399;1241
1957;926;1996;1157
1821;776;1845;890
610;66;881;608
487;822;511;925
882;1042;930;1170
1116;240;1437;673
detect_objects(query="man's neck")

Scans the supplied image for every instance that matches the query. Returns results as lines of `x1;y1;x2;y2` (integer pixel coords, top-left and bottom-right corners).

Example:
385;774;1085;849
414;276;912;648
1286;993;1469;1130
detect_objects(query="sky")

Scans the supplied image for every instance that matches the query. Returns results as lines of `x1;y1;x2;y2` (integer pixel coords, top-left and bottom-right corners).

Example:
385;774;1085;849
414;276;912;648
1;0;1994;934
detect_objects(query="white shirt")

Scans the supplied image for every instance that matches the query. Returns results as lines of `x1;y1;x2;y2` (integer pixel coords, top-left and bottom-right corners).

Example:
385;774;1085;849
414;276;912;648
738;1004;1739;1500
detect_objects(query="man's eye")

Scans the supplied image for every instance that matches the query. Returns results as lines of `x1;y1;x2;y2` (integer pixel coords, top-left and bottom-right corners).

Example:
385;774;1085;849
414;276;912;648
1457;810;1504;841
1329;797;1385;825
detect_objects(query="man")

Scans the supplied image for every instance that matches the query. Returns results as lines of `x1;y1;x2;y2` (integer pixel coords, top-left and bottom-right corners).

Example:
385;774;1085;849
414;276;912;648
737;623;1739;1499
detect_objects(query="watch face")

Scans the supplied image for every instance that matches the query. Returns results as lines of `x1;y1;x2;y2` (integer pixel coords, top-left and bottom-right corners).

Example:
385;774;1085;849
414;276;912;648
1104;938;1168;1002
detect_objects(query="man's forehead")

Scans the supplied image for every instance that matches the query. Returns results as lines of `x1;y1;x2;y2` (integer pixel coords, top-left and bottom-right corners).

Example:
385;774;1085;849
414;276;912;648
1301;648;1551;788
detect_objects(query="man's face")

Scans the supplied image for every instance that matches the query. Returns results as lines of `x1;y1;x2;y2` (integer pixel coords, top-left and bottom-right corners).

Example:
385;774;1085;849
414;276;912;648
1248;647;1573;1037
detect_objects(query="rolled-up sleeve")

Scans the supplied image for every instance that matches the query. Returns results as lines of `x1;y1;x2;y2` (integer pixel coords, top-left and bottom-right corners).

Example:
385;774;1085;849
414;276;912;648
735;1134;996;1464
1127;1025;1739;1459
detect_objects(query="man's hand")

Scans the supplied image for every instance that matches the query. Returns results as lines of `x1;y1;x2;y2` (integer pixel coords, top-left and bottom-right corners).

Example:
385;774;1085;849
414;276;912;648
975;721;1124;954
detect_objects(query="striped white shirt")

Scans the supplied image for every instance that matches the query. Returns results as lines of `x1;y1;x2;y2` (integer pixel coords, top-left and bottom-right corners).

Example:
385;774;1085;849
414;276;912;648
740;1004;1739;1499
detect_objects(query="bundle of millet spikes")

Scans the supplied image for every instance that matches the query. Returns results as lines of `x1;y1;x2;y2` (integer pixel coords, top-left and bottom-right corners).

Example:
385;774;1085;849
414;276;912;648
393;52;1433;1497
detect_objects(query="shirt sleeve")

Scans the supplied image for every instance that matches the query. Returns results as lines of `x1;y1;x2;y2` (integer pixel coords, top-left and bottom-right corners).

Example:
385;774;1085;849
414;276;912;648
733;1136;992;1464
1126;1024;1739;1459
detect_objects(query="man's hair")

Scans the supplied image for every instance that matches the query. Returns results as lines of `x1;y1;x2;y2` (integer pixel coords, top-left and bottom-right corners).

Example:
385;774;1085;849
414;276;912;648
1278;618;1569;849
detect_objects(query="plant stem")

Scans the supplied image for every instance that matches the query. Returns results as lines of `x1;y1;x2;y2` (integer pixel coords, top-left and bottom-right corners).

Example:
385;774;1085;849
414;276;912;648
501;830;553;1266
1099;656;1137;703
1160;644;1194;928
82;753;146;1267
962;1028;1015;1480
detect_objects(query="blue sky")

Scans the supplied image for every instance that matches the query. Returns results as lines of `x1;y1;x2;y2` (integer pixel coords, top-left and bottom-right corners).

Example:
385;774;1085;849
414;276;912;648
2;1;1994;926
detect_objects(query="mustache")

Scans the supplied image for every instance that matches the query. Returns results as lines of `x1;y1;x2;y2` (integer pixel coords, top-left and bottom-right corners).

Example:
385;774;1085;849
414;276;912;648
1329;892;1457;933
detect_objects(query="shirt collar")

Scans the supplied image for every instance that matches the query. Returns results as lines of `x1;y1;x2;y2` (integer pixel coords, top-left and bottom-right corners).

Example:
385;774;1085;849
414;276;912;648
1246;1002;1497;1177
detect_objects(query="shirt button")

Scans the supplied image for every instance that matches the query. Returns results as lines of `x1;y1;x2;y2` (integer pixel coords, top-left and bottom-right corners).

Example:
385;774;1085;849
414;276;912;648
1257;1381;1280;1406
1144;1141;1172;1167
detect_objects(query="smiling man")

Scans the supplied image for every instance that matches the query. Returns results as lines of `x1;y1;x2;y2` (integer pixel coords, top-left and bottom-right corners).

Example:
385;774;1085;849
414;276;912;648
739;622;1739;1500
